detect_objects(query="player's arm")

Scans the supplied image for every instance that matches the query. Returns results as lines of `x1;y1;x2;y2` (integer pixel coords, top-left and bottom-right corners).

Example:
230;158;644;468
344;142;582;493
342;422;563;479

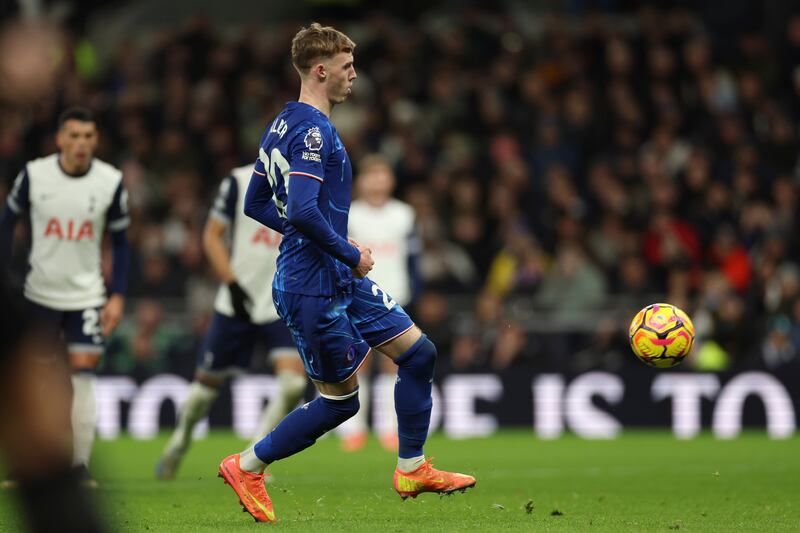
102;182;130;336
243;159;285;234
287;176;375;276
284;125;364;271
206;175;251;319
0;168;29;272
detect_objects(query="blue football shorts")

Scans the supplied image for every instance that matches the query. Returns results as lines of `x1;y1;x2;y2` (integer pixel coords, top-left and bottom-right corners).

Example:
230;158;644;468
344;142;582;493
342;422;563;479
26;299;104;353
273;277;415;383
197;311;297;376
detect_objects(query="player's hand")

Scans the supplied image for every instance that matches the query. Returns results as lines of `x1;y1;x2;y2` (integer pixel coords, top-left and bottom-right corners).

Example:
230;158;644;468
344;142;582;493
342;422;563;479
228;281;252;320
350;241;374;279
101;293;125;336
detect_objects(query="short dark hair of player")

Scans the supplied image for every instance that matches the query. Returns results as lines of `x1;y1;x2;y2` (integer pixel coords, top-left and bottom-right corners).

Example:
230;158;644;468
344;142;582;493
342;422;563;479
291;22;355;75
57;106;95;129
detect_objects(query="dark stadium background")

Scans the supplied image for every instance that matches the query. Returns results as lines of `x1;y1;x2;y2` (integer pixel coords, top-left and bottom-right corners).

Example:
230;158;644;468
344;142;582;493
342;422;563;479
2;0;799;436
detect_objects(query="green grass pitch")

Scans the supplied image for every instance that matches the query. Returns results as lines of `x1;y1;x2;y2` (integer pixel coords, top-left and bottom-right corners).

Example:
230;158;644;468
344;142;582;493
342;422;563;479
2;430;799;532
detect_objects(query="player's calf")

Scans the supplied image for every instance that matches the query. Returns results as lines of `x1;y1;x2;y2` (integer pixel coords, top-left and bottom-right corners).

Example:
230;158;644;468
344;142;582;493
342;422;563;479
241;389;360;471
156;380;219;480
393;334;436;463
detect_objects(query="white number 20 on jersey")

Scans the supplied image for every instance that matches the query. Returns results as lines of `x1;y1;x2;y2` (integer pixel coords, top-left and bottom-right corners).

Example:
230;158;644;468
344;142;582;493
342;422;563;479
259;147;291;219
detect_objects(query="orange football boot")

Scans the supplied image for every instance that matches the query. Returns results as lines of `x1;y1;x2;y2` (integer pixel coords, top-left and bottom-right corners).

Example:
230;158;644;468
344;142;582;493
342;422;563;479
393;458;476;500
218;454;276;523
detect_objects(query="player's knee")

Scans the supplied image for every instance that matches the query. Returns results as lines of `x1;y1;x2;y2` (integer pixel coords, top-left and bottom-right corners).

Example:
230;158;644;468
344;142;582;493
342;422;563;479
321;391;360;424
395;334;437;377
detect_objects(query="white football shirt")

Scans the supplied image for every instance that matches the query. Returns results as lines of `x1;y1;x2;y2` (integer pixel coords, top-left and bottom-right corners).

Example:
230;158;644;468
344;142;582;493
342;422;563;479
211;165;282;324
348;198;416;306
7;154;129;310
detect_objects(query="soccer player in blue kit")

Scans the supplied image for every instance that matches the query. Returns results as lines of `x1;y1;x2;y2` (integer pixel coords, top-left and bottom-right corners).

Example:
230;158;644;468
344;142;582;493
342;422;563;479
217;23;475;522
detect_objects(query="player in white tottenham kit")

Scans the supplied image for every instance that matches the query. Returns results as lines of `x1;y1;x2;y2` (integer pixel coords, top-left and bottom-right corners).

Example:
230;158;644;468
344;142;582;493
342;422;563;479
338;154;421;451
0;107;130;487
155;165;306;480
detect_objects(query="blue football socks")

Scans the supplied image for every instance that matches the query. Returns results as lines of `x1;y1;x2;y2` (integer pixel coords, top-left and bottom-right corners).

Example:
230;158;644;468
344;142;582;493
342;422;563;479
393;334;437;459
253;392;359;464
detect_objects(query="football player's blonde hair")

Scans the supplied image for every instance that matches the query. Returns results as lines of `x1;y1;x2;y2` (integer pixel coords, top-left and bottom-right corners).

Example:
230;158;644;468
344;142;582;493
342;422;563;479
291;22;355;75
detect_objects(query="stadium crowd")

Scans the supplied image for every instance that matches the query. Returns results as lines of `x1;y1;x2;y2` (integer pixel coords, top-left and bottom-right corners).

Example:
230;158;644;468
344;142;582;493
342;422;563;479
2;4;800;376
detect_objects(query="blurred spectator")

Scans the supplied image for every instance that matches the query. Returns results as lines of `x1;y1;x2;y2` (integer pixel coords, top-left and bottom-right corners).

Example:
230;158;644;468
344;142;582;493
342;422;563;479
707;225;752;293
485;226;547;297
448;290;529;373
762;315;797;369
534;242;607;326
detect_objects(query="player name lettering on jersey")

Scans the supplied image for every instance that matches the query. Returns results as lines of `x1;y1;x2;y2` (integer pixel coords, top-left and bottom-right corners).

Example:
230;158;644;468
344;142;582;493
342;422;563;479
43;218;95;241
270;118;288;139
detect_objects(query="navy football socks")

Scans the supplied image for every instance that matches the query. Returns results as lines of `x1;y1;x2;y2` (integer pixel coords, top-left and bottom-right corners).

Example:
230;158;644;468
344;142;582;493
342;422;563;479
254;392;359;464
393;334;437;459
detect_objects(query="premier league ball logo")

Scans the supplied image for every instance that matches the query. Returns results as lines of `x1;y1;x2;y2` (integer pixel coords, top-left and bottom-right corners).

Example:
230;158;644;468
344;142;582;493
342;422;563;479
304;127;323;152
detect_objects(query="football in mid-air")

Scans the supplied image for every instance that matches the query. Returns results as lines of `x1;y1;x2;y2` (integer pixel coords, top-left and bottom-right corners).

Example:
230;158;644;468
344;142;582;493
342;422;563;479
629;303;695;368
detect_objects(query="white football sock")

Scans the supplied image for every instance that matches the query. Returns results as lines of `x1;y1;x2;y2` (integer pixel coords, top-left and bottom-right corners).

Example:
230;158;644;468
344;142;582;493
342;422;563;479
375;373;398;438
249;371;307;447
336;374;370;438
397;455;425;473
239;445;266;473
71;373;97;467
163;381;218;457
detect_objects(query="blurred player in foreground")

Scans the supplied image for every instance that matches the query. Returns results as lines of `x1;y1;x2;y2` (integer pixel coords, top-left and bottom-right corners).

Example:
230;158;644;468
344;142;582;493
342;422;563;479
0;18;104;531
217;23;475;523
0;107;130;488
156;165;306;480
0;279;104;532
338;155;421;452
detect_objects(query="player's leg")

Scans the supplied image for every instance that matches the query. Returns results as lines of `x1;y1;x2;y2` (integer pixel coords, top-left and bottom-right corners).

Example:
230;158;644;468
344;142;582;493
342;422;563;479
65;306;105;488
157;312;255;480
350;278;475;498
378;327;476;498
68;352;100;487
240;372;361;471
219;374;359;523
248;321;307;447
232;290;366;469
156;369;220;480
218;289;366;522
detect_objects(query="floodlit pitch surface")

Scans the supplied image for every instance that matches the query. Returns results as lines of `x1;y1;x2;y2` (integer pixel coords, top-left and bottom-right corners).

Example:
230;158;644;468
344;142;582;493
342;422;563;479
1;430;798;532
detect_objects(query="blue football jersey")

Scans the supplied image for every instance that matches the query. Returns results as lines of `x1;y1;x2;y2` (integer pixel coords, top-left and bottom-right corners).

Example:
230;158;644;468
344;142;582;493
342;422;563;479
252;102;358;296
